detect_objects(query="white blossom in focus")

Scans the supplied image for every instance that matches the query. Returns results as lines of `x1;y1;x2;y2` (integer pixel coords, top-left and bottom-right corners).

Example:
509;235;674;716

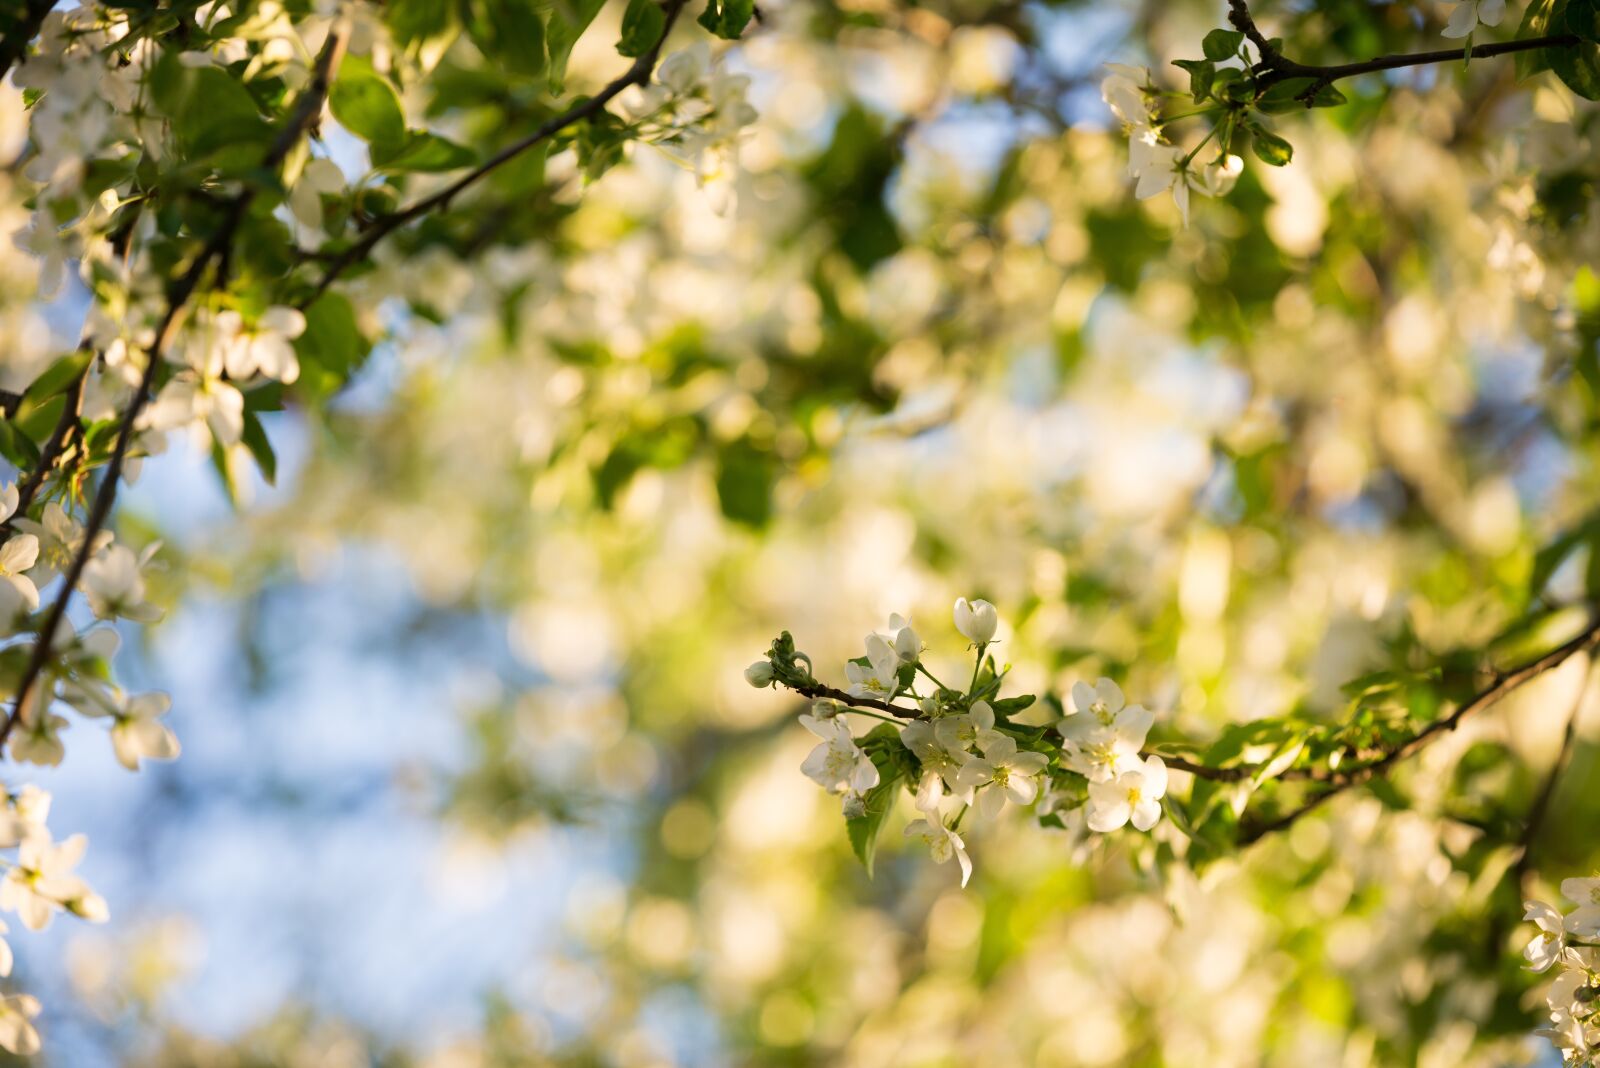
1085;754;1167;832
952;597;997;644
799;713;880;795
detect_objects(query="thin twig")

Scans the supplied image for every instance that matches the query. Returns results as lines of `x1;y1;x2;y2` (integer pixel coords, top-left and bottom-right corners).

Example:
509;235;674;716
0;0;51;84
1228;0;1579;99
0;25;351;754
303;0;688;306
1237;619;1600;845
1510;670;1589;892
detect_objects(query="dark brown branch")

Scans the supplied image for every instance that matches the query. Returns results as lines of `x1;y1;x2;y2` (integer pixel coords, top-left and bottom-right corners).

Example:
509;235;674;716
792;682;920;719
304;0;688;307
1238;618;1600;845
0;0;51;84
0;25;352;754
1228;0;1579;99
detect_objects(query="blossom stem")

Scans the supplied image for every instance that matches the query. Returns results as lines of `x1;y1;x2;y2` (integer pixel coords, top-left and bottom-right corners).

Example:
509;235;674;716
916;663;951;691
1179;121;1221;169
968;643;987;696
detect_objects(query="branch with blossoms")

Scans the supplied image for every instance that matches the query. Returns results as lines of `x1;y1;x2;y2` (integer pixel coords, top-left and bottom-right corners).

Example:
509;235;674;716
749;602;1600;886
1524;882;1600;1066
0;0;766;1052
1106;0;1592;223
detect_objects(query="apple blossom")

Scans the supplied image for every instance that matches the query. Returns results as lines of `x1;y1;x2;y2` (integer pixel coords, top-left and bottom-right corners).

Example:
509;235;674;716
953;597;998;644
1085;755;1167;832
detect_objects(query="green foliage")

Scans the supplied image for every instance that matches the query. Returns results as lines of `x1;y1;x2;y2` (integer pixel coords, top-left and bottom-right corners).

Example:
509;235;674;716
698;0;755;40
330;55;407;147
846;724;913;876
618;0;666;57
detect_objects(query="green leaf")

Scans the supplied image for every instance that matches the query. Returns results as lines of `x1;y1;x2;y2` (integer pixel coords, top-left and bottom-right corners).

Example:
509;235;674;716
293;292;367;401
544;0;608;91
1569;0;1600;42
371;130;477;172
990;694;1036;716
460;0;548;80
618;0;665;57
1517;0;1560;77
154;60;272;158
386;0;458;48
714;440;774;527
22;351;90;404
846;725;909;876
1202;28;1245;61
1255;78;1347;112
698;0;754;40
1249;123;1293;165
1552;0;1600;97
1171;58;1215;103
240;409;278;486
330;56;407;147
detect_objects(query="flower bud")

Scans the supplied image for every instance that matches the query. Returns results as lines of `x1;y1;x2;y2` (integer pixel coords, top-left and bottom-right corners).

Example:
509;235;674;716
841;791;867;819
953;597;998;644
744;661;775;687
812;699;843;719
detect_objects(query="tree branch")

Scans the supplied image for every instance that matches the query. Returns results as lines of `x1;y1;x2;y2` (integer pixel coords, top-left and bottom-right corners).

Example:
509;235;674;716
0;24;352;754
304;0;688;306
1227;0;1579;98
1237;618;1600;845
0;0;51;85
1510;670;1588;892
792;682;920;719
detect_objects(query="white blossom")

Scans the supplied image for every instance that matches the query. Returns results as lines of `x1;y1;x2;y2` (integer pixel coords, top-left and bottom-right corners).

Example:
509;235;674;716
80;544;162;623
900;719;970;796
934;698;1003;756
903;774;972;886
1442;0;1505;38
14;501;112;587
0;833;95;931
1059;678;1153;782
956;733;1048;819
0;537;39;613
1524;900;1567;972
798;713;880;795
844;634;900;699
106;691;180;771
953;597;998;644
221;306;304;383
0;993;40;1056
1085;754;1167;832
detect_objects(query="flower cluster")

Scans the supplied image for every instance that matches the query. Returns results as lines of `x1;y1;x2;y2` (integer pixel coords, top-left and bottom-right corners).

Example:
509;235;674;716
1525;881;1600;1064
625;44;759;214
0;784;110;1054
1101;63;1244;227
749;600;1169;886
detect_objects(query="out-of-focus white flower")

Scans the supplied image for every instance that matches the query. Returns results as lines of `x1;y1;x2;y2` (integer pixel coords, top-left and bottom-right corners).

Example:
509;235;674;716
221;307;304;383
1442;0;1504;38
15;502;112;587
106;691;180;771
1523;900;1566;972
0;833;93;930
0;993;40;1056
80;544;162;623
1562;877;1600;938
0;536;39;612
8;691;66;768
288;157;345;231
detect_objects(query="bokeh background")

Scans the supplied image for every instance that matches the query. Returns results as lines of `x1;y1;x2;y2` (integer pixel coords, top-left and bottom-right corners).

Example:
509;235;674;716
8;0;1600;1064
